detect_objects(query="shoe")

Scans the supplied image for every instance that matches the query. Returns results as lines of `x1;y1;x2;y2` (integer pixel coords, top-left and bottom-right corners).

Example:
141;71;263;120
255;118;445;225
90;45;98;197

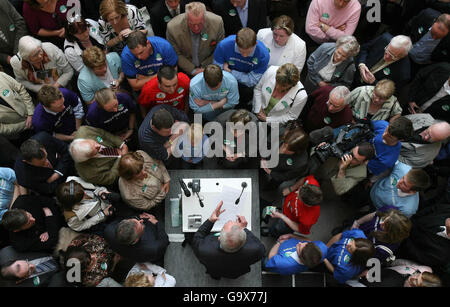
261;226;270;237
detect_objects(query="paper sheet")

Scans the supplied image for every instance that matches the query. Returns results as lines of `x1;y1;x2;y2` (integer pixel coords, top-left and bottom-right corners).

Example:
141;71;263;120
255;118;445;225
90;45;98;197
213;185;248;229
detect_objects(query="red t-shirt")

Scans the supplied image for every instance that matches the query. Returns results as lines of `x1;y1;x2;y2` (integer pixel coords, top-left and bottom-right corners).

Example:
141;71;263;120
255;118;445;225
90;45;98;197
282;175;321;235
138;72;190;111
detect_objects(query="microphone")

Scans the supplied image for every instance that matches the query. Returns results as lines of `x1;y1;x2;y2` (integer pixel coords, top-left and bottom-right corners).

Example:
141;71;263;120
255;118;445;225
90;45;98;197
235;182;247;205
179;179;191;197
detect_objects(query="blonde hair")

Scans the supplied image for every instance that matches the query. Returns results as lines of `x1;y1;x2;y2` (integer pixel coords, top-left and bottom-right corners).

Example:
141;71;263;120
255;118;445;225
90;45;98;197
82;46;106;69
187;123;204;146
100;0;128;22
185;1;206;17
271;15;294;36
374;79;396;100
94;88;116;107
276;63;300;87
124;273;155;287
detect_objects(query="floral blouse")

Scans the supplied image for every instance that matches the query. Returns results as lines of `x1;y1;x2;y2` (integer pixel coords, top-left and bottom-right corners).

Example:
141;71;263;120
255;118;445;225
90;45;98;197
98;4;146;53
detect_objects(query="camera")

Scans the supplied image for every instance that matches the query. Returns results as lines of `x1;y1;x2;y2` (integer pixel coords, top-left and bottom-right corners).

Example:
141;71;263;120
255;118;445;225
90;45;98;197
313;119;374;164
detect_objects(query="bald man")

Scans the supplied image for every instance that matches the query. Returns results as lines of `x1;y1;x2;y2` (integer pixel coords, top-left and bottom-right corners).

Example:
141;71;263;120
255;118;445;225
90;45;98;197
400;113;450;168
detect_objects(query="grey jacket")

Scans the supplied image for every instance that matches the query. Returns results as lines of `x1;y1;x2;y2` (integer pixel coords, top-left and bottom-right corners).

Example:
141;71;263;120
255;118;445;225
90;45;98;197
0;0;28;66
305;42;355;94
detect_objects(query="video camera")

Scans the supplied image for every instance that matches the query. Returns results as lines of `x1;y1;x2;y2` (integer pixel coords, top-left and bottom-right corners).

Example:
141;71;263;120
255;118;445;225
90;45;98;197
313;119;375;164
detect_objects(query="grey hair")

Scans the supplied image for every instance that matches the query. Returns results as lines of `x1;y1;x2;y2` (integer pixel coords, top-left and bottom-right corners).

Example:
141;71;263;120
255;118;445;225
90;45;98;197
219;225;247;253
18;36;42;60
185;1;206;17
389;35;413;53
69;139;95;163
335;35;360;57
330;86;350;105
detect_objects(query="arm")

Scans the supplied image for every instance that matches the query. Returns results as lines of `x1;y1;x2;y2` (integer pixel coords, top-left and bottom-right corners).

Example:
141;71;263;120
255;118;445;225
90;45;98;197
267;241;282;260
67;211;108;232
166;29;195;74
351;211;377;229
252;73;265;113
271;210;299;232
324;6;361;40
305;0;327;43
52;45;74;87
230;70;263;88
127;75;155;92
8;0;27;56
306;46;325;86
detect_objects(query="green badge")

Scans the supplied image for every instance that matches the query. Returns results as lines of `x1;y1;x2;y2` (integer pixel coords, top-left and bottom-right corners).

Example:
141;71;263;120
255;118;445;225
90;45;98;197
228;60;235;66
214;232;220;236
343;254;350;263
267;48;271;53
229;9;237;16
224;139;231;145
286;158;293;166
147;69;154;76
252;57;258;65
266;87;272;94
100;262;108;271
323;116;331;124
284;252;293;257
9;24;15;31
156;92;166;99
142;184;148;192
33;276;40;286
177;87;184;94
134;60;140;68
59;5;67;13
164;15;171;23
322;13;330;19
156;53;162;61
418;27;424;34
334;71;341;77
383;67;391;75
2;89;10;97
96;136;103;143
392;178;398;187
442;104;449;111
172;100;179;106
152;163;158;171
220;87;228;92
118;104;124;111
201;33;208;41
281;101;289;108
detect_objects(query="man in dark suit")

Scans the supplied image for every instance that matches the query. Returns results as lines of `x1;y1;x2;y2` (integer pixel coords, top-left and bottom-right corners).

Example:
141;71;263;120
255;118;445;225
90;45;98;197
406;62;450;122
104;212;169;263
191;201;265;279
406;8;450;68
150;0;187;38
211;0;267;36
355;33;412;95
14;132;73;196
0;246;61;287
1;195;62;253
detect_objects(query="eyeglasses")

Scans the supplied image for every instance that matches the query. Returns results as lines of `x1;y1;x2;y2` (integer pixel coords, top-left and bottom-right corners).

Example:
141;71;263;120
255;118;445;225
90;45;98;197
384;46;398;61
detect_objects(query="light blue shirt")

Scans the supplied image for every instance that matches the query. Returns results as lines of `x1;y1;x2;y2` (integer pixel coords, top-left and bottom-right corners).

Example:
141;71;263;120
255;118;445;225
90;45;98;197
370;161;419;218
409;30;441;65
236;0;249;28
0;167;16;220
189;70;239;121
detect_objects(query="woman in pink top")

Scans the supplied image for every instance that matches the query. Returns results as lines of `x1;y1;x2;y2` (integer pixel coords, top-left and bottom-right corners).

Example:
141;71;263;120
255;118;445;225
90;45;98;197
305;0;361;44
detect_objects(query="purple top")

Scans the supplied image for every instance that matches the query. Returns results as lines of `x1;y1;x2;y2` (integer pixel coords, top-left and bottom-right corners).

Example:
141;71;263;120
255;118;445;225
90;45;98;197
86;92;136;133
32;87;81;136
359;205;400;264
22;0;70;35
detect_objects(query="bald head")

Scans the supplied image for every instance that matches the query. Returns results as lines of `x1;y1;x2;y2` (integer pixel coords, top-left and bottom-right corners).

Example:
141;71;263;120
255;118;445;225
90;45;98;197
424;122;450;143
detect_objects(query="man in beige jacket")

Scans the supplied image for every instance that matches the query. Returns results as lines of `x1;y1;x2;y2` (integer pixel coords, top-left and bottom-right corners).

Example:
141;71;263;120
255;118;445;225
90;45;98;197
166;2;225;77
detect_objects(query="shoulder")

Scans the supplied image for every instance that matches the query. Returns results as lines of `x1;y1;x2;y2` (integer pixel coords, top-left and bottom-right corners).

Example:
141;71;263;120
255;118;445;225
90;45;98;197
167;13;185;29
205;11;224;25
177;72;191;85
342;229;366;239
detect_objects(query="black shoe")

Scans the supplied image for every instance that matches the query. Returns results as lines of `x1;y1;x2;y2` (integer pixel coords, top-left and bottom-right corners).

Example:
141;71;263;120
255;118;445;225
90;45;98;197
261;226;270;237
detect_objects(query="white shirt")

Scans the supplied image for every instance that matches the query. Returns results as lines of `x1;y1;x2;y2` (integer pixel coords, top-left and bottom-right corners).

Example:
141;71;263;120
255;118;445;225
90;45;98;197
421;80;450;111
318;56;339;82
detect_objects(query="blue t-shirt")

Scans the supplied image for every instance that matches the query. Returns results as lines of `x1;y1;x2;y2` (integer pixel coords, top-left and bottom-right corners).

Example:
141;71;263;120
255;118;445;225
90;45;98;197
370;162;419;217
213;35;269;87
326;229;367;284
121;36;178;78
86;92;137;133
32;88;81;136
0;167;16;220
368;120;401;175
265;238;328;275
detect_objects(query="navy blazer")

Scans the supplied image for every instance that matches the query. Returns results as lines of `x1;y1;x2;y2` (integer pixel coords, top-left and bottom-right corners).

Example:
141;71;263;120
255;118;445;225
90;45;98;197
356;32;411;94
104;217;169;263
211;0;267;36
191;219;265;279
14;131;73;196
149;0;187;38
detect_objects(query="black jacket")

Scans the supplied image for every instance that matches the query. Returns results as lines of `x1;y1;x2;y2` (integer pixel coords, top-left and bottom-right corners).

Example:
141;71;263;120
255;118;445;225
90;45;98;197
14;131;73;196
191;219;265;279
406;8;450;64
104;217;169;263
149;0;187;38
9;195;62;253
211;0;267;36
356;32;411;94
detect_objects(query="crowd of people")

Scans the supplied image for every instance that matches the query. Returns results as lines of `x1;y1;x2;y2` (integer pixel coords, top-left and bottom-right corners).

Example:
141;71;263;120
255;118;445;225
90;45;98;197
0;0;449;288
